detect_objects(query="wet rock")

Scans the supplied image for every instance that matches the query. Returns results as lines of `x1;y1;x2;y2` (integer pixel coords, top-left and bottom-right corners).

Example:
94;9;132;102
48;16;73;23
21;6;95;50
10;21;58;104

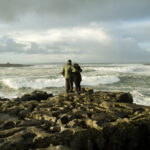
0;128;36;150
1;121;16;130
18;90;53;101
0;97;9;101
36;145;71;150
18;109;31;119
0;90;150;150
61;115;70;124
81;88;94;94
18;119;44;127
117;92;133;103
33;136;51;148
94;91;133;103
70;128;104;150
49;126;61;133
0;127;24;138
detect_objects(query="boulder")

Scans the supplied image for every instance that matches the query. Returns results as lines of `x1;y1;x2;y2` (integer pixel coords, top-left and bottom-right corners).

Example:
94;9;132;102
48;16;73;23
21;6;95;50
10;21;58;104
94;91;133;103
18;90;53;101
117;92;133;103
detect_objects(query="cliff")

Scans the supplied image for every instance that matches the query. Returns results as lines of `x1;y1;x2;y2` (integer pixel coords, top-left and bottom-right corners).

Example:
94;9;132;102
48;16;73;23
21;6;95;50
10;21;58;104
0;89;150;150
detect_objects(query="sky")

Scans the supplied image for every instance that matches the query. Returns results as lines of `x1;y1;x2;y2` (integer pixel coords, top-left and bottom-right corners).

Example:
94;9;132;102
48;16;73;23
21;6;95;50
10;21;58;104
0;0;150;63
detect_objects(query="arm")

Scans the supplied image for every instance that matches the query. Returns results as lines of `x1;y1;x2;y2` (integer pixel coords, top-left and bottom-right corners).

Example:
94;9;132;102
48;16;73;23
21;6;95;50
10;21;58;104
59;67;65;76
78;66;82;72
72;66;76;73
62;67;65;76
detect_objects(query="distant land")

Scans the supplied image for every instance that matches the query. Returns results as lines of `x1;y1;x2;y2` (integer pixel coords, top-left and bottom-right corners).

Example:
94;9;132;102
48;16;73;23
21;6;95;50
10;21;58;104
144;63;150;66
0;63;32;67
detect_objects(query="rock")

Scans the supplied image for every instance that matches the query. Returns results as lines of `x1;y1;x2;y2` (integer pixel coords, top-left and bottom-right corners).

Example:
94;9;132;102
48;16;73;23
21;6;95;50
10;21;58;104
33;136;51;148
81;88;94;94
18;109;31;119
1;121;16;130
117;92;133;103
60;115;70;124
18;90;53;101
49;126;61;133
0;97;9;101
0;128;36;150
94;91;133;103
70;128;104;150
36;145;71;150
0;90;150;150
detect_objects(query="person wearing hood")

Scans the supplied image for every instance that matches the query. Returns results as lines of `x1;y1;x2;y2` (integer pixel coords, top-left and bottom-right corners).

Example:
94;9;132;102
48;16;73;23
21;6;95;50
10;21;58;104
62;60;74;93
73;63;82;94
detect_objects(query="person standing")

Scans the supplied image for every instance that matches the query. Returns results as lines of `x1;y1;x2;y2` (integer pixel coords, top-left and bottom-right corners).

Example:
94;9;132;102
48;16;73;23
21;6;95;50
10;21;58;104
73;63;82;94
62;60;74;93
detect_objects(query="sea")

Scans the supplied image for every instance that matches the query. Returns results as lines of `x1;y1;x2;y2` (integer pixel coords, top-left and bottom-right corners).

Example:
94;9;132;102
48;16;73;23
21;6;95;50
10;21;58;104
0;63;150;106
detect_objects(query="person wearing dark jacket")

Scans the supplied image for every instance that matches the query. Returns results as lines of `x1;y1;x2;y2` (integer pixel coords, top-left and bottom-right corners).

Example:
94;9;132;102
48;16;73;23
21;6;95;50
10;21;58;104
73;63;82;94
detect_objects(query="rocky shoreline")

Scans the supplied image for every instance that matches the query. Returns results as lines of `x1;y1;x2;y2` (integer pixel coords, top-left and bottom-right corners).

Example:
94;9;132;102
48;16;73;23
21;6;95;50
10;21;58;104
0;89;150;150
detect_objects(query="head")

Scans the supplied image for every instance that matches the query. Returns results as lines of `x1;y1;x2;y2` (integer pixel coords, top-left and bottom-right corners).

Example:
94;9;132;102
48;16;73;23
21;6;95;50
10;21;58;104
67;59;72;65
73;63;79;67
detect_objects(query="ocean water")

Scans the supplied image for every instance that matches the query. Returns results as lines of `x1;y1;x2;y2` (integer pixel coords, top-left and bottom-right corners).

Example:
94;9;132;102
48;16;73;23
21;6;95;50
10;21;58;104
0;63;150;106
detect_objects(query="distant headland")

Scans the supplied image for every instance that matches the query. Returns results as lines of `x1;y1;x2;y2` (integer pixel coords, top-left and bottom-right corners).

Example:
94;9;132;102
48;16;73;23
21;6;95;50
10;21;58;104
0;62;32;67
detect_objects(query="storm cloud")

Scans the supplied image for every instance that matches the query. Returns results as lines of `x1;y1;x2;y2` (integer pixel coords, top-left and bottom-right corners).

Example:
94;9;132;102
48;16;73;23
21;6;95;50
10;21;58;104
0;0;150;63
0;0;150;23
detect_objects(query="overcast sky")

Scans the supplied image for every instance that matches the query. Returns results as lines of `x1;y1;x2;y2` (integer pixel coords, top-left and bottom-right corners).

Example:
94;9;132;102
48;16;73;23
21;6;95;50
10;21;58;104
0;0;150;63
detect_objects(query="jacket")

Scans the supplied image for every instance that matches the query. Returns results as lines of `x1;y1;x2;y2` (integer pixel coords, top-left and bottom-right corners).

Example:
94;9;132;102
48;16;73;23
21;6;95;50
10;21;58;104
62;62;74;79
73;64;82;82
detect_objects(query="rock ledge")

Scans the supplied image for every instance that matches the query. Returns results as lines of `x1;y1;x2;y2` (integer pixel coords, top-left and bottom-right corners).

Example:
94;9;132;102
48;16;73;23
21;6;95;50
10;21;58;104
0;90;150;150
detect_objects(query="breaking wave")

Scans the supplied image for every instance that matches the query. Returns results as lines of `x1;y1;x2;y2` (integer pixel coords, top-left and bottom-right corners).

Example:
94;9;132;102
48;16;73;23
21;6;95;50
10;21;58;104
82;75;120;86
1;78;65;90
84;64;150;75
132;91;150;106
1;75;120;90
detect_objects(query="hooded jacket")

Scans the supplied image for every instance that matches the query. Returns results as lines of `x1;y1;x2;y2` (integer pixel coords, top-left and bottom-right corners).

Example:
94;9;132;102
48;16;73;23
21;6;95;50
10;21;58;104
73;64;82;82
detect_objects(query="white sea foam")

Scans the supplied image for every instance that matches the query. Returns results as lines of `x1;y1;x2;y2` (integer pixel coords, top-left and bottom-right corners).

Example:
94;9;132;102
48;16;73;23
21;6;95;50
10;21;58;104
30;64;62;69
0;93;18;99
1;75;120;90
84;64;150;75
132;91;150;106
133;66;150;76
2;78;65;89
82;75;120;86
84;66;137;74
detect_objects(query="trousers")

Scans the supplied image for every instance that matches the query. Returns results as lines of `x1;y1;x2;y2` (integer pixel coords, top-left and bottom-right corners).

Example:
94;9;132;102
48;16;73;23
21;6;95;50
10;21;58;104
74;80;81;94
65;78;73;93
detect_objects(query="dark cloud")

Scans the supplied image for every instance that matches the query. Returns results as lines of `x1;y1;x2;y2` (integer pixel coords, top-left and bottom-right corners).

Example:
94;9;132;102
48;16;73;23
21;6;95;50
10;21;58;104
0;36;83;55
0;0;28;22
0;35;150;63
0;0;150;23
0;0;150;63
0;36;26;53
124;22;150;42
